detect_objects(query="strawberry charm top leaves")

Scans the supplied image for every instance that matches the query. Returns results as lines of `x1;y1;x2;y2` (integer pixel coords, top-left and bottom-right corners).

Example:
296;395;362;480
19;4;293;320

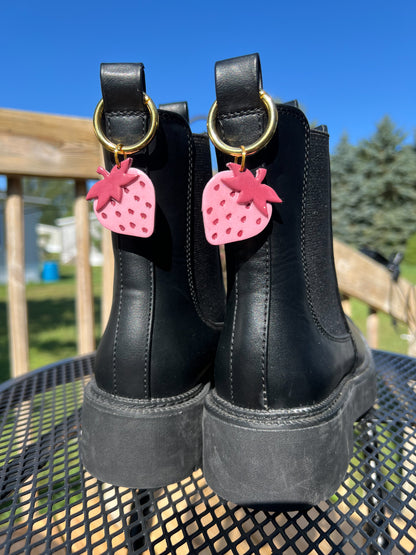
221;162;282;217
86;157;138;212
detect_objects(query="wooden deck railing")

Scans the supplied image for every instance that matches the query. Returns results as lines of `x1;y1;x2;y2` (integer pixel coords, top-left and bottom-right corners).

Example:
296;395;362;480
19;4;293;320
0;107;415;378
334;241;416;355
0;107;113;377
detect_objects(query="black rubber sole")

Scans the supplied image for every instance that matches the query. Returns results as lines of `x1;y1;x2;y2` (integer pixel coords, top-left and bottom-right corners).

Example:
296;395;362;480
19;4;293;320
80;380;210;488
203;356;377;507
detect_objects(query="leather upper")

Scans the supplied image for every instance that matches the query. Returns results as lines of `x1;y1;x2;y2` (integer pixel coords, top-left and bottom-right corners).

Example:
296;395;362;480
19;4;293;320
159;101;189;122
213;54;364;410
94;63;224;399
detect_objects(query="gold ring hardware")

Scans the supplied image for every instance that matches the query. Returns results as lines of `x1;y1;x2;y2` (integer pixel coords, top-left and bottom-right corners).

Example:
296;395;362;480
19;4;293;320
207;90;278;158
240;145;247;172
93;93;159;155
235;145;247;172
114;144;126;168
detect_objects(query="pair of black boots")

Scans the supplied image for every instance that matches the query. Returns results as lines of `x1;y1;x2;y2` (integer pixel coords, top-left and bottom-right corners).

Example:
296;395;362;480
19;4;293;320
80;54;376;507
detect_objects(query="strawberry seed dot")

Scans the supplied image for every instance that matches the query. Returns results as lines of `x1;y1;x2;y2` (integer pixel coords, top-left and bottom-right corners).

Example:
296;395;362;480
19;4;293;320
220;200;226;206
134;195;140;202
140;181;146;188
130;222;136;228
256;218;261;224
212;233;218;240
213;218;219;225
226;228;231;234
214;184;220;191
146;202;152;208
111;200;116;206
124;188;129;193
207;207;213;215
115;211;121;217
119;225;125;231
226;213;232;220
102;213;107;219
241;216;246;223
141;213;147;219
128;209;134;214
237;230;243;237
142;227;148;233
230;191;236;197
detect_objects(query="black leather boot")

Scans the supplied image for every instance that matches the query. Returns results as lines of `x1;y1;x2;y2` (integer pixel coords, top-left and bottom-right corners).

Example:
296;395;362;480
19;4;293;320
202;54;376;506
80;64;224;488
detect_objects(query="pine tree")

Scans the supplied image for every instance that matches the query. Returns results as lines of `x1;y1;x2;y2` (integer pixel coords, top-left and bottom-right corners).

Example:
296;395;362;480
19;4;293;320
331;117;416;257
331;133;366;245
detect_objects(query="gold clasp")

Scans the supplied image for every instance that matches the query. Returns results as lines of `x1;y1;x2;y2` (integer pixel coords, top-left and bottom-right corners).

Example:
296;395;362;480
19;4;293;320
234;145;247;172
114;144;126;168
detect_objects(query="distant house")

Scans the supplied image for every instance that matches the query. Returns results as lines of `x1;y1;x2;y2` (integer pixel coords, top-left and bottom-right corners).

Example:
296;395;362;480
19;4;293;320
54;214;103;266
0;193;50;284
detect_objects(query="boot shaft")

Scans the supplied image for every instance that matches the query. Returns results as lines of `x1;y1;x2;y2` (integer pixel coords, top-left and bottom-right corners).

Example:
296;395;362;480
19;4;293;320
212;55;358;409
94;63;224;399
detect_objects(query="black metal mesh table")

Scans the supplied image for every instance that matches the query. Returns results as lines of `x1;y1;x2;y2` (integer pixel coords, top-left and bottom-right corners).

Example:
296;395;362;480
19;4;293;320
0;351;415;554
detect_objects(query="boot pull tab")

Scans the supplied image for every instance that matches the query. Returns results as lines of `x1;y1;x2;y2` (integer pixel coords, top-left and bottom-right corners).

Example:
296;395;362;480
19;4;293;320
207;53;277;160
87;63;158;239
101;63;147;112
215;54;263;116
203;54;280;246
97;63;158;153
214;53;266;147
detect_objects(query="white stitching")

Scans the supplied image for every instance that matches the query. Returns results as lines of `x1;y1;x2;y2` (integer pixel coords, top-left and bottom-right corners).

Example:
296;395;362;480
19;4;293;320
229;273;239;403
112;245;123;395
262;240;270;409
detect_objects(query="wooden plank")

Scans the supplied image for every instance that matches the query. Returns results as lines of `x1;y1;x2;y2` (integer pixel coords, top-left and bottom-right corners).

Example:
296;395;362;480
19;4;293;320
341;295;352;318
334;239;416;326
0;108;101;179
408;334;416;357
74;180;95;354
101;228;114;332
5;177;30;377
366;309;379;349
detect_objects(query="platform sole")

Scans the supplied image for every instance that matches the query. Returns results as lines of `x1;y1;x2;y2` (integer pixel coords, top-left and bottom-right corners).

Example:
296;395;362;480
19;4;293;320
80;380;210;488
203;358;376;507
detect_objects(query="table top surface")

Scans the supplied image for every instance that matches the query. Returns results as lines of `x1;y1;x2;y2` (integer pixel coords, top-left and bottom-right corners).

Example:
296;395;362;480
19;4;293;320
0;350;415;554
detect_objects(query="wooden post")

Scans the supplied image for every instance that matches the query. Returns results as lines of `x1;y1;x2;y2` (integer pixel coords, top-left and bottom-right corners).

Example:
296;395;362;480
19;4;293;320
407;340;416;357
5;177;30;377
341;295;352;318
101;228;114;332
74;180;95;354
408;332;416;358
407;289;416;357
366;307;379;350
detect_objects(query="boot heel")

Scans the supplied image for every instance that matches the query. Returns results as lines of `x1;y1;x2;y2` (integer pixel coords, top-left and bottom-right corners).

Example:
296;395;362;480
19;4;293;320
203;360;376;507
81;380;210;488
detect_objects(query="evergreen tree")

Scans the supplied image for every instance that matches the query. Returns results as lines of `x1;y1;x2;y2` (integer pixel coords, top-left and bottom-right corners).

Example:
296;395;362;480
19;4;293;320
331;117;416;257
331;133;366;245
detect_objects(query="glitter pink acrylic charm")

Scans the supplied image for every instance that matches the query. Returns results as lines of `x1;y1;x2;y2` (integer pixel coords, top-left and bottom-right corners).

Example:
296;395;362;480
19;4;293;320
86;158;155;238
202;163;282;245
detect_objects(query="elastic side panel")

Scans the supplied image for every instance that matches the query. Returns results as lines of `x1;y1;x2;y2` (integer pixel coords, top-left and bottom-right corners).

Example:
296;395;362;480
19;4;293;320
192;134;225;327
303;130;349;337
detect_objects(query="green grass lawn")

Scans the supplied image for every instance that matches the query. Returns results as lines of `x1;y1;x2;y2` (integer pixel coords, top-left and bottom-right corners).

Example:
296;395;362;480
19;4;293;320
0;263;415;383
0;265;102;383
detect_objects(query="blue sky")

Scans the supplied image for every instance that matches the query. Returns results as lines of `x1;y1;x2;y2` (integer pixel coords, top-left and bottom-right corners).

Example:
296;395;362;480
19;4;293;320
1;0;415;153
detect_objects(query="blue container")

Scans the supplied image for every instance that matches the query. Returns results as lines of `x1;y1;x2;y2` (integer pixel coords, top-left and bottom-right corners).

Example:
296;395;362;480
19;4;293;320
42;261;59;282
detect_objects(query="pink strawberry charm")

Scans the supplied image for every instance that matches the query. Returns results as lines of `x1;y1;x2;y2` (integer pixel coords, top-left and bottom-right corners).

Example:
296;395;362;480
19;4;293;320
86;158;155;238
202;162;282;245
